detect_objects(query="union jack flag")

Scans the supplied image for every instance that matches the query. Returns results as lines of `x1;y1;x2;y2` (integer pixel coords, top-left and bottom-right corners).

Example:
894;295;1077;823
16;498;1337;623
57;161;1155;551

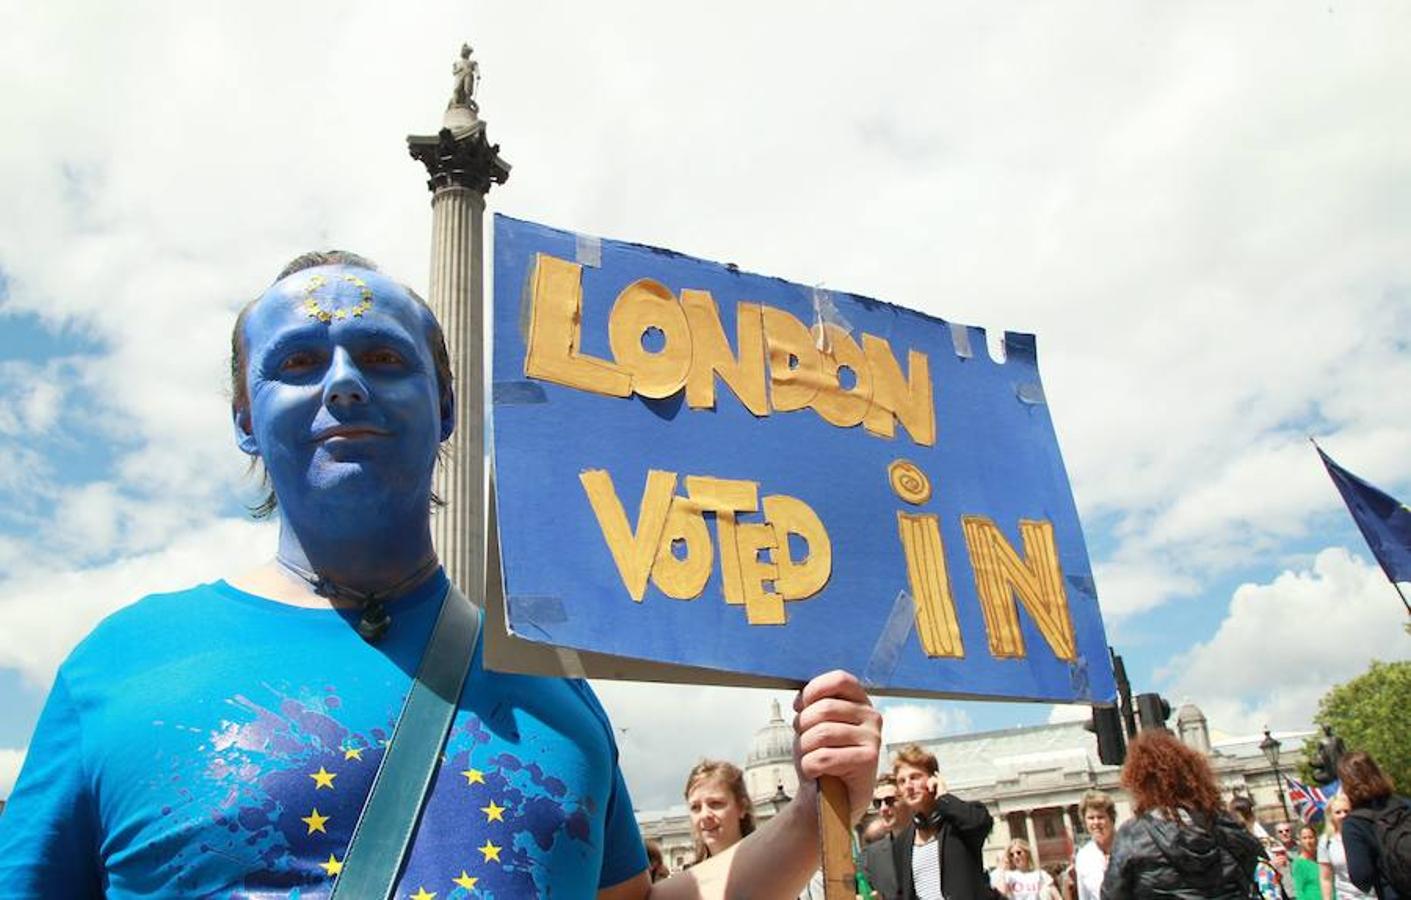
1284;773;1338;824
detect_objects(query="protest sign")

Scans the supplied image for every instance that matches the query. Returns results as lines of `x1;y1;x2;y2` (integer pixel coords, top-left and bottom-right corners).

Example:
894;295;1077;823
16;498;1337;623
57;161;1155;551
486;215;1114;703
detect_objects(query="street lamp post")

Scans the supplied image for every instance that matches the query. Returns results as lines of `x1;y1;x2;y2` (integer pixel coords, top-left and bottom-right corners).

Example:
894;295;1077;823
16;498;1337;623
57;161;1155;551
765;782;792;819
1260;727;1291;820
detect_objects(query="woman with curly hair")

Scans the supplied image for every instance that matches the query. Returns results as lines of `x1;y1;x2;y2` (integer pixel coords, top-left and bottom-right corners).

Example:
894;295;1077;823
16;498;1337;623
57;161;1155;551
1100;730;1264;899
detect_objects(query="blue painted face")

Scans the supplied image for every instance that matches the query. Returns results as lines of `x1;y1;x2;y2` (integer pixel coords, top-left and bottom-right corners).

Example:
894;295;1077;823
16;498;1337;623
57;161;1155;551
234;266;453;532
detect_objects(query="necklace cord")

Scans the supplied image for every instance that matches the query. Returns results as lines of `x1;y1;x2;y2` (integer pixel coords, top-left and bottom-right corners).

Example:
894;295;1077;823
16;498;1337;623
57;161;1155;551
276;556;439;643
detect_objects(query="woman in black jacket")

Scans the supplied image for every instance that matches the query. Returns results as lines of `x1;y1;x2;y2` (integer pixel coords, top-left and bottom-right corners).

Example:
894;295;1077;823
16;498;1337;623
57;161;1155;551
1100;730;1263;899
1339;751;1408;900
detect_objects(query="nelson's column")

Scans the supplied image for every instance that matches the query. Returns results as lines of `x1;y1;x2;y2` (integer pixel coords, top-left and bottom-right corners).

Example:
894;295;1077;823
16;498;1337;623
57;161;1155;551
407;43;510;591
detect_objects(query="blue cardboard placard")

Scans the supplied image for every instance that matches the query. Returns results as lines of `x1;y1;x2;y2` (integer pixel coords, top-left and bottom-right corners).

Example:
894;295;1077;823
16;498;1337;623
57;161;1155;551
489;215;1114;703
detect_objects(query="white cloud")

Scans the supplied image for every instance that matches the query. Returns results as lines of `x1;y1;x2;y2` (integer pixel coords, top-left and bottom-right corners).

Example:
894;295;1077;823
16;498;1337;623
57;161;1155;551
592;680;799;811
1160;547;1411;735
0;360;72;436
878;701;973;747
0;516;273;689
0;748;25;798
1093;557;1200;620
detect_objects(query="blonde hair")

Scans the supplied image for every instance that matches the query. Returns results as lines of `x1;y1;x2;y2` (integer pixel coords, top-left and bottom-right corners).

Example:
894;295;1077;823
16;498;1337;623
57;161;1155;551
1005;838;1037;872
1078;789;1116;823
1325;792;1351;838
892;743;939;777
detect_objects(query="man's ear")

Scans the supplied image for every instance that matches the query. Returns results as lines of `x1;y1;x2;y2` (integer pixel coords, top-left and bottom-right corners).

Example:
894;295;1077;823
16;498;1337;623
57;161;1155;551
233;405;259;455
439;384;456;442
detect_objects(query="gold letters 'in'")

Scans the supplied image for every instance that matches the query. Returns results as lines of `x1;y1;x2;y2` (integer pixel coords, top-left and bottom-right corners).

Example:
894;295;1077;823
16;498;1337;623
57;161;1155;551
889;459;1076;662
961;516;1077;661
579;469;832;625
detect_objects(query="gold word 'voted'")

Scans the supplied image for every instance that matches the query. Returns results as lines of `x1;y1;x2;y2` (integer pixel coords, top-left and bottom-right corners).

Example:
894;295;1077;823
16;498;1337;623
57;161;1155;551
580;468;832;626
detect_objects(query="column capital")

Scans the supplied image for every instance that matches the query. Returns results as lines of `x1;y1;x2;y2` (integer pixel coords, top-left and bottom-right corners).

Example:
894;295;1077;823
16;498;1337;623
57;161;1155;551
407;124;511;194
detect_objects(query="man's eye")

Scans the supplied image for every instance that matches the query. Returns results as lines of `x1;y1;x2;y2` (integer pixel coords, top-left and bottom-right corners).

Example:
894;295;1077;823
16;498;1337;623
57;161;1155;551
363;349;404;367
281;351;320;371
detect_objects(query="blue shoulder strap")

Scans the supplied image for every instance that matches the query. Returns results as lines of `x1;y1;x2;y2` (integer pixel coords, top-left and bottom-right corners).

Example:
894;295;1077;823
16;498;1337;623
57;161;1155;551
330;584;481;900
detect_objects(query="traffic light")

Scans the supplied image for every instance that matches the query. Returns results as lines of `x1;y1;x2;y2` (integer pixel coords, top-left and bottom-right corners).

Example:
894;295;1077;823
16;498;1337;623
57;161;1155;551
1136;693;1172;732
1085;702;1127;766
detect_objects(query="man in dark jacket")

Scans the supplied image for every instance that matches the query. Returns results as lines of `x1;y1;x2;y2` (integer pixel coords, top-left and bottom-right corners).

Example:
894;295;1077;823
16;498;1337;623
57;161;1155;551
862;743;994;899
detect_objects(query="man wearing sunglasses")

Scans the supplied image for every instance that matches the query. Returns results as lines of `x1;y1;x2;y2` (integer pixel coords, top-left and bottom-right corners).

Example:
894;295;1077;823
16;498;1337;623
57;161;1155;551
864;775;908;844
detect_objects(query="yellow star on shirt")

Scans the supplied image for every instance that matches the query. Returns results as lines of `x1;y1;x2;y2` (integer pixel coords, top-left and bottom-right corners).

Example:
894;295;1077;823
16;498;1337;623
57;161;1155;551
309;766;337;790
460;767;485;786
478;839;502;863
452;870;479;890
409;888;436;900
301;808;330;834
480;800;506;822
318;853;342;877
343;747;364;761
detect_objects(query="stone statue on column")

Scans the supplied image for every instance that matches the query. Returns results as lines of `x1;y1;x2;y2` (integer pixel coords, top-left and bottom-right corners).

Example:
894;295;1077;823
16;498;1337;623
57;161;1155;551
450;43;480;111
408;43;510;592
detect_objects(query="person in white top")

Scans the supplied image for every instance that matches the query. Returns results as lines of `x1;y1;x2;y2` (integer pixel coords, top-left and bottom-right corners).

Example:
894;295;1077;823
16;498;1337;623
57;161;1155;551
993;838;1061;900
1319;792;1376;900
1073;789;1118;900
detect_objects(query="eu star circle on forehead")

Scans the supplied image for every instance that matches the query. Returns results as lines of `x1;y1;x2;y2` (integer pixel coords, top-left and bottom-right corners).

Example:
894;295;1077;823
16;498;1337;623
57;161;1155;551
297;272;376;323
240;264;446;396
249;264;431;338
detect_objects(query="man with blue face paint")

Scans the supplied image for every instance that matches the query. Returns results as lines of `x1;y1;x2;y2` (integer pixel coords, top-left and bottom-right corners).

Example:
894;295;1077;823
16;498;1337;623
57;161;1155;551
0;251;883;899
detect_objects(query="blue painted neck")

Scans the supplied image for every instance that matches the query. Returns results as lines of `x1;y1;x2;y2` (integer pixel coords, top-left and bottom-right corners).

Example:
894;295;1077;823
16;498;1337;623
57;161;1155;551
276;507;438;598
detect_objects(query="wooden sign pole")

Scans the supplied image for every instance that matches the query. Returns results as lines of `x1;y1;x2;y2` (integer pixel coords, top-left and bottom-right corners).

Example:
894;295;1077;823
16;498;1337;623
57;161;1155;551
819;775;856;898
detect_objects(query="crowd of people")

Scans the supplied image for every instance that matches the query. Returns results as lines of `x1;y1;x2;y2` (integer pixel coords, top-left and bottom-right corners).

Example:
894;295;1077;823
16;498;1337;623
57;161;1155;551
662;734;1406;900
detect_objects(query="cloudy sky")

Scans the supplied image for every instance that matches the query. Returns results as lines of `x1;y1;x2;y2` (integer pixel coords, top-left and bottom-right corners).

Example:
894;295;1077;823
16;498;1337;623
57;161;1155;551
1;2;1408;810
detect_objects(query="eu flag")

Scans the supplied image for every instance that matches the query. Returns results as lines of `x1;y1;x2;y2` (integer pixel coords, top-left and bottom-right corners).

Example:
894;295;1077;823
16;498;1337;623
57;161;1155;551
1317;446;1411;601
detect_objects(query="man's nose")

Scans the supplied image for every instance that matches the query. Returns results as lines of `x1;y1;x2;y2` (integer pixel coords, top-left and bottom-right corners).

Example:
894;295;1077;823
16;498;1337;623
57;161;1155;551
323;347;369;407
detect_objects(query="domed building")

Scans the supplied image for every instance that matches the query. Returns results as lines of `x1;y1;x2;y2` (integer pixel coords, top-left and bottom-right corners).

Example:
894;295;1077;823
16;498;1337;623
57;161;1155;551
743;699;799;806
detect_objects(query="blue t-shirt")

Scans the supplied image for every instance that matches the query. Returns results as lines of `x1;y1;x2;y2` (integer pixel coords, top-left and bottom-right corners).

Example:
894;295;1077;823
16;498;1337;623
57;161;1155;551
0;572;647;898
